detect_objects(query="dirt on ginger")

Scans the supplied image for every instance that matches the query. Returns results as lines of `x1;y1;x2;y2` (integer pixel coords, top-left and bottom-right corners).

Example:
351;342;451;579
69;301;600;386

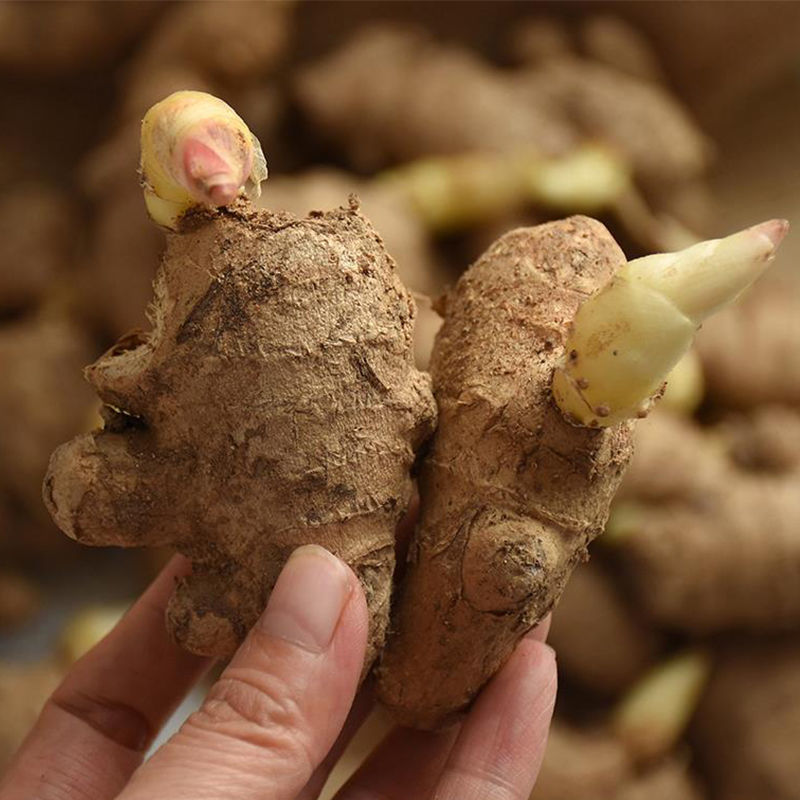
44;92;436;662
258;169;447;367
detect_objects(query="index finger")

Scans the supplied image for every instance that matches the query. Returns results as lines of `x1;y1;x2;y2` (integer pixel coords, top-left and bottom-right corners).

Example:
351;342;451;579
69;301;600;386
0;555;210;800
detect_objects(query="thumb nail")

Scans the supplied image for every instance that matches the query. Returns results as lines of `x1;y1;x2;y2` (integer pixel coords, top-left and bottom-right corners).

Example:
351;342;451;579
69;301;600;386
259;545;352;652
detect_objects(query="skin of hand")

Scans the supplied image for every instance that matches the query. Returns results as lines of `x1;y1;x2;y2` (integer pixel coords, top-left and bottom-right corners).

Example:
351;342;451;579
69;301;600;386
0;545;556;800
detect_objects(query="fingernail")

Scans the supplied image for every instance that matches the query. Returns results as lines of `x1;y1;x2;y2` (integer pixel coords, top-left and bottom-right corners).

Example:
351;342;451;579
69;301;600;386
260;545;352;652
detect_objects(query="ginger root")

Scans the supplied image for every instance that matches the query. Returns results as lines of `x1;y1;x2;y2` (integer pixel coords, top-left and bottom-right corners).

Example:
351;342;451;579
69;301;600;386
378;216;783;728
296;25;570;171
44;92;436;661
377;217;634;727
610;408;800;632
297;23;712;250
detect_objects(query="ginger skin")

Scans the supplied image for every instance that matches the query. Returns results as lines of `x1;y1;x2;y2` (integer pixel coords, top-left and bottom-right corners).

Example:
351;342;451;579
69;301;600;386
377;217;633;728
44;199;435;661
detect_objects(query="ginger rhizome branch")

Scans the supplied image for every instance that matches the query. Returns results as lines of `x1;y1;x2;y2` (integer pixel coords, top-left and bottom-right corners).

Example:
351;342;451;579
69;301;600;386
377;215;782;729
44;91;436;661
552;219;788;426
377;217;635;728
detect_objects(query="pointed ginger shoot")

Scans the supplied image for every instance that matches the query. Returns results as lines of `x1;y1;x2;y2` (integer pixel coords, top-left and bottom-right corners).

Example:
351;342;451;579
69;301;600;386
552;219;789;426
140;90;267;230
612;650;711;762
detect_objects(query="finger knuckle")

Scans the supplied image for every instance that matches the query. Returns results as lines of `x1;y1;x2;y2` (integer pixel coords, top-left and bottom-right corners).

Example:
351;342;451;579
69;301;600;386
186;668;316;772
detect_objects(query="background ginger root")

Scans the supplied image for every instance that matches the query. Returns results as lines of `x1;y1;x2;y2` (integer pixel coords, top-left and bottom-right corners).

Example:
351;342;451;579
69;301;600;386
0;184;76;314
695;273;800;411
296;22;713;252
531;721;702;800
693;639;800;800
0;315;95;563
610;408;800;632
548;559;662;695
377;217;633;728
45;198;436;662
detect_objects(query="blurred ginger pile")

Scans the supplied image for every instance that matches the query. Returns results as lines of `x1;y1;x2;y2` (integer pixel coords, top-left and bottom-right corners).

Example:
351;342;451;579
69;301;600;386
1;3;800;798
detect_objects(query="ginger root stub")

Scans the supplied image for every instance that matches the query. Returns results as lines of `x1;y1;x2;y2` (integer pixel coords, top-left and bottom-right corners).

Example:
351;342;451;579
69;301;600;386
377;217;634;728
44;201;436;662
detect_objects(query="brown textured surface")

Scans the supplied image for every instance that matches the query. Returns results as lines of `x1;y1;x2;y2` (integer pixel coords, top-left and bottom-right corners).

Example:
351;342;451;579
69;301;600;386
617;410;800;632
693;639;800;800
259;169;442;297
377;216;633;728
44;200;436;662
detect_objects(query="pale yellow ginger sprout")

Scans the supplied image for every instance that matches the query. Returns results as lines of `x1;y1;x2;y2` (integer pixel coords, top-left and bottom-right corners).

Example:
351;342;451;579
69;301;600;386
553;219;789;427
612;650;711;762
140;90;267;229
379;144;630;232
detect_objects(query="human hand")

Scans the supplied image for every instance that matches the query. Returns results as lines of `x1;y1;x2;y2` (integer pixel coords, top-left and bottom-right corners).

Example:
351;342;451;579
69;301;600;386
0;546;556;800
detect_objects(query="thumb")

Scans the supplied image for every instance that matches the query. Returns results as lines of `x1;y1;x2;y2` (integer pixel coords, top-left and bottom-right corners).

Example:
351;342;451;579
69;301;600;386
118;545;369;800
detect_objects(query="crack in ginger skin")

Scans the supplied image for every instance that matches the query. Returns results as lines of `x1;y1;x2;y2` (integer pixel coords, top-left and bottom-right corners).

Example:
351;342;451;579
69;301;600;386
377;217;633;729
44;200;436;663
